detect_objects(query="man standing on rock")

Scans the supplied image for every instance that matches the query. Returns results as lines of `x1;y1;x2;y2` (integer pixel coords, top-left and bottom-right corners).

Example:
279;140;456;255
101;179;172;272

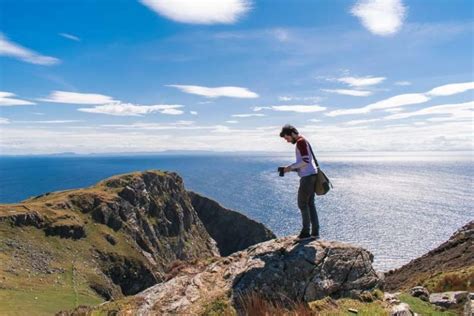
279;124;320;240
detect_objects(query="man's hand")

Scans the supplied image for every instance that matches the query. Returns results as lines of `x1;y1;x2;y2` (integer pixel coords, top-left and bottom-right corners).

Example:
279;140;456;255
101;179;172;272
284;166;292;173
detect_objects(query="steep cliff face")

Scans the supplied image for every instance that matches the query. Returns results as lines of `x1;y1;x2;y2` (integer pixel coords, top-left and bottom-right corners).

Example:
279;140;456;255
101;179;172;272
0;170;222;306
384;220;474;291
189;191;276;256
83;236;382;315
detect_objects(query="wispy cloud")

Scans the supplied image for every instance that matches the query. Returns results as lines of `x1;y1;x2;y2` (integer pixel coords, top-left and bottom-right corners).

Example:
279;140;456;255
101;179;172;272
226;120;239;124
384;101;473;121
59;33;81;42
139;0;251;24
253;105;326;113
231;113;265;117
175;120;195;125
190;111;198;115
322;89;373;97
326;81;474;117
326;93;429;116
384;107;404;113
0;33;60;65
2;117;472;154
351;0;407;36
278;96;323;102
78;103;184;116
0;117;10;124
394;81;411;86
38;91;116;104
336;76;386;87
0;91;35;106
271;105;327;113
167;84;259;98
426;82;474;97
272;28;290;42
344;118;381;125
14;120;84;124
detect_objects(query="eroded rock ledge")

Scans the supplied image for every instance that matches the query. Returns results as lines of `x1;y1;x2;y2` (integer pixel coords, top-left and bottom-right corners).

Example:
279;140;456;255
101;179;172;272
130;236;381;315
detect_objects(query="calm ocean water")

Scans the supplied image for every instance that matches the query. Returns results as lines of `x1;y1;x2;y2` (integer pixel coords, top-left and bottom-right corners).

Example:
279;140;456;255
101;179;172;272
0;152;472;272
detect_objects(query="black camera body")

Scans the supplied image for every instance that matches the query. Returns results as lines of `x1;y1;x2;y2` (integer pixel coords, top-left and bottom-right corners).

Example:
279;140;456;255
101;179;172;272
278;167;285;177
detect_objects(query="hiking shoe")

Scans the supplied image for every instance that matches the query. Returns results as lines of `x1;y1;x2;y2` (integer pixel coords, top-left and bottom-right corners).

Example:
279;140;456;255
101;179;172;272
297;231;311;239
311;232;320;239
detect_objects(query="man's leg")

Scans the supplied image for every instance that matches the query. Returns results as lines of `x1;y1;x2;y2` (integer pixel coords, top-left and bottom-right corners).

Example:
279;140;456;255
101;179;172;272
297;176;312;235
308;188;320;236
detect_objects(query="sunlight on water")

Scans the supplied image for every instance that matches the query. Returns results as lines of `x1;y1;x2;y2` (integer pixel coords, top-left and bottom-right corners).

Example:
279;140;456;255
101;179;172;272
0;151;472;272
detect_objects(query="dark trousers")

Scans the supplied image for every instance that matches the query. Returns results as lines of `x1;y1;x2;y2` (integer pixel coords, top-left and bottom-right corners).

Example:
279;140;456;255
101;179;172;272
297;174;319;234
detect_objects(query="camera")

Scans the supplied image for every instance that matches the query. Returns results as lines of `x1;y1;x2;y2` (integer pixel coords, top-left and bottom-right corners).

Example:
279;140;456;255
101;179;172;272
278;166;285;177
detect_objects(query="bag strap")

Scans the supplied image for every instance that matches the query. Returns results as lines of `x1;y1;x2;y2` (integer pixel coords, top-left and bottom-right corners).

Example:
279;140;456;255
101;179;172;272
307;141;320;169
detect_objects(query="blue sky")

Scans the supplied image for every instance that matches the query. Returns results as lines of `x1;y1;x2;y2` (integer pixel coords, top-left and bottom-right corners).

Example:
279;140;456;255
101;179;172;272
0;0;473;154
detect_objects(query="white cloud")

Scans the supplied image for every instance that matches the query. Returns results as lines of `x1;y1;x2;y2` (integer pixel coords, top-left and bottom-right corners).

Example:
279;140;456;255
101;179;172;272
252;106;272;112
0;117;10;124
327;93;429;116
0;91;35;106
384;107;404;113
175;120;195;125
39;91;116;104
384;101;474;120
322;89;373;97
14;120;84;124
308;119;321;122
278;96;323;102
345;118;381;125
271;105;327;113
351;0;407;36
59;33;81;42
139;0;251;24
253;104;327;113
426;82;474;97
326;81;474;117
167;84;259;98
394;81;411;86
190;111;198;115
272;28;290;42
336;76;386;87
226;120;239;124
0;33;60;65
231;113;265;118
2;118;472;154
161;108;184;115
78;102;184;116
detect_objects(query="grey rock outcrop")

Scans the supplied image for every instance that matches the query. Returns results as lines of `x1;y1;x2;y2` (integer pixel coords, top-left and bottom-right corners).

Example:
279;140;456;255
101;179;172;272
189;191;276;256
390;302;414;316
410;286;430;301
130;236;381;315
429;291;469;309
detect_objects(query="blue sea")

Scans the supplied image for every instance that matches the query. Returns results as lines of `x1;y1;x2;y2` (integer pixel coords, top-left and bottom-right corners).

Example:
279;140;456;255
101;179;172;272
0;151;472;272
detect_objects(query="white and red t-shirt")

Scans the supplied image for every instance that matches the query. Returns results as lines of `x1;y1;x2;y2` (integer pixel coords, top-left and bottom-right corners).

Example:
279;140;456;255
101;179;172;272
289;135;318;177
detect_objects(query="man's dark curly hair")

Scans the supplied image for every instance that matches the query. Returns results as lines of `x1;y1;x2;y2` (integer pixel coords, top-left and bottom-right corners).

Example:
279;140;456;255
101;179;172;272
279;124;299;137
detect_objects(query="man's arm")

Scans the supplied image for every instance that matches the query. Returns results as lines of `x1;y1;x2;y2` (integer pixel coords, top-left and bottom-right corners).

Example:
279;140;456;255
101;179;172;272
285;138;310;172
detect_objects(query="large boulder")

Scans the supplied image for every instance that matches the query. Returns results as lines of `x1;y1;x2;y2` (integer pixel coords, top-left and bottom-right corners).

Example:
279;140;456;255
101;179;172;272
429;291;469;309
122;236;382;315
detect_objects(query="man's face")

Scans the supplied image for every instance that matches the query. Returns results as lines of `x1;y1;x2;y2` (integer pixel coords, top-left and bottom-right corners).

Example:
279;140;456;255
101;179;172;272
283;134;297;144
